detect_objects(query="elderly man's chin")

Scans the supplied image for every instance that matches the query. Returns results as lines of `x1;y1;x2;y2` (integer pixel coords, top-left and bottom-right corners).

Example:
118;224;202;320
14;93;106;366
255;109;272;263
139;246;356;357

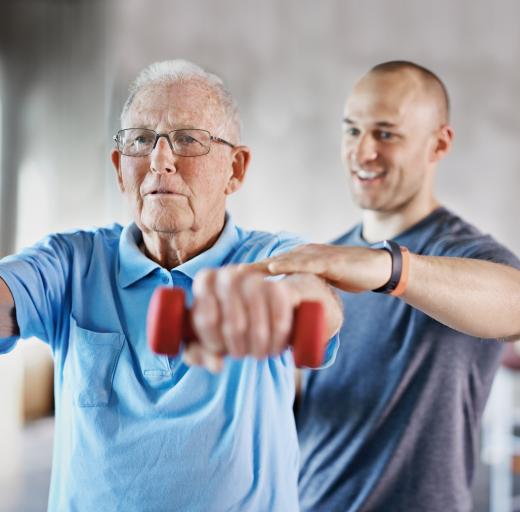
137;209;193;236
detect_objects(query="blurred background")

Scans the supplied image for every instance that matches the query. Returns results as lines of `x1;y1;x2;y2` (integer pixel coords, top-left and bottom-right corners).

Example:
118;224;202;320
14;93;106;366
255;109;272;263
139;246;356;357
0;0;519;510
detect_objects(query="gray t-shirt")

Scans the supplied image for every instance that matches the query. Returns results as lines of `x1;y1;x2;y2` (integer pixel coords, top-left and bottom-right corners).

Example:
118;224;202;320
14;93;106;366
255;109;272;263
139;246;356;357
297;207;520;512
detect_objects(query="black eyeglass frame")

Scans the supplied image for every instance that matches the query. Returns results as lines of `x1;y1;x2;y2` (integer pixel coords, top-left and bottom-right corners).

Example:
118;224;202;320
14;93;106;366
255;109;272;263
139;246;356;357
113;128;236;157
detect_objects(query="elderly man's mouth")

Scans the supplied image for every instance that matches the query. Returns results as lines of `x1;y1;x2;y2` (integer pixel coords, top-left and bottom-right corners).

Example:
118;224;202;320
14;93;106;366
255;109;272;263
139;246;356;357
145;189;184;197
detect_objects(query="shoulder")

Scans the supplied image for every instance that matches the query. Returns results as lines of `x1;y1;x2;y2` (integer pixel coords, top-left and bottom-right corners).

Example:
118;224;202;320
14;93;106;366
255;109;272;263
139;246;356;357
420;209;520;267
18;224;124;261
51;223;122;244
331;224;362;246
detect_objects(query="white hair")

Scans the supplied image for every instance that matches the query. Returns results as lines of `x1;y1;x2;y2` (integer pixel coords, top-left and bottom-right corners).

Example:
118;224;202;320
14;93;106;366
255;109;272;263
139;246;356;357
121;59;241;141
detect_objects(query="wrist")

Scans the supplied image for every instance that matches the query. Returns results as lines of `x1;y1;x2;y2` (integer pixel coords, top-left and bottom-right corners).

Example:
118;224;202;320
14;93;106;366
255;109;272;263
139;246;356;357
370;240;410;296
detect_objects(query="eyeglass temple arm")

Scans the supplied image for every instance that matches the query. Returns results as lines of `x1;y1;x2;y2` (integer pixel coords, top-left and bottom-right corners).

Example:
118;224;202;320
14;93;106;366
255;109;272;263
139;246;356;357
211;136;235;148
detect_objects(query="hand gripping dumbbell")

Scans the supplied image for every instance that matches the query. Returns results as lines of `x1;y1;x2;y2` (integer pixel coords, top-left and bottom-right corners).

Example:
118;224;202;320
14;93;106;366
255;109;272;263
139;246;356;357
147;287;327;368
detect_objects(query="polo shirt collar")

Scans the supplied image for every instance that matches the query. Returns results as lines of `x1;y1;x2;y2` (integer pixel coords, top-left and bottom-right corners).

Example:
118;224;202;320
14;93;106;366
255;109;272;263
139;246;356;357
118;213;239;288
175;214;239;279
118;223;158;288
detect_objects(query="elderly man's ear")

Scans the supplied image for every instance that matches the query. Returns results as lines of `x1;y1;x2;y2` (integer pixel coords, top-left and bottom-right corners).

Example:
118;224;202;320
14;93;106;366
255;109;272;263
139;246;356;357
111;149;125;192
225;146;251;195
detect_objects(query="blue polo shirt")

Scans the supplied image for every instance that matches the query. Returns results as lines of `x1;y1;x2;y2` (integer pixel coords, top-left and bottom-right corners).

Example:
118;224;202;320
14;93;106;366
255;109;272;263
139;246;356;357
0;216;338;512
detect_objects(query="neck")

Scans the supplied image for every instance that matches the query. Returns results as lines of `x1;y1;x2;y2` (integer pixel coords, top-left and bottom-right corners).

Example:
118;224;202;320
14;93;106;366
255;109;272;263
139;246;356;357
141;221;224;269
361;196;440;243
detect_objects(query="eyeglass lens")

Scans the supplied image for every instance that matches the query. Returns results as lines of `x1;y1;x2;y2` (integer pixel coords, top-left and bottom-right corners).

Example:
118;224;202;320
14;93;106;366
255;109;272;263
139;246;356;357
117;128;211;157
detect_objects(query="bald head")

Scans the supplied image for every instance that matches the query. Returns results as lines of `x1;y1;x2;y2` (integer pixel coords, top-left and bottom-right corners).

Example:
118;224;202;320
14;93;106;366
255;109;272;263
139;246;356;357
364;61;450;125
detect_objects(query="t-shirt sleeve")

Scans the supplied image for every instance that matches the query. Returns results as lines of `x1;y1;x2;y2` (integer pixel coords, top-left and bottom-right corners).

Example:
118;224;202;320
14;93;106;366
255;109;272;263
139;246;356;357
268;233;340;369
434;233;520;270
0;234;74;351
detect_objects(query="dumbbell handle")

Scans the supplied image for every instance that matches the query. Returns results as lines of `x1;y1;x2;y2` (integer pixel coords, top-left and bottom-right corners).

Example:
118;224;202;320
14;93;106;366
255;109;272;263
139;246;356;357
147;287;327;368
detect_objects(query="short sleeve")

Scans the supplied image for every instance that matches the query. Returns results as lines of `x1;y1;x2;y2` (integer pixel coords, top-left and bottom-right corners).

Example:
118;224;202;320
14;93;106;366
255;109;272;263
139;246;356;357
0;234;74;347
434;233;520;270
267;232;307;257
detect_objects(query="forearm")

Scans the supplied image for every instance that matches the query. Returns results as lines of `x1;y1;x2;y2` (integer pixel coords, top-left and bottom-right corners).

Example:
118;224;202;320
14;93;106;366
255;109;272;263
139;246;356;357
402;255;520;340
259;244;520;340
283;273;343;338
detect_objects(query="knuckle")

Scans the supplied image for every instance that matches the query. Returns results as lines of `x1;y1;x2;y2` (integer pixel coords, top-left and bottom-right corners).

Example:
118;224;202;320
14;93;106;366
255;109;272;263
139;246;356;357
251;326;270;354
215;266;241;297
271;326;290;351
198;313;219;332
241;272;266;297
193;269;215;294
267;280;291;306
222;320;246;342
193;306;219;334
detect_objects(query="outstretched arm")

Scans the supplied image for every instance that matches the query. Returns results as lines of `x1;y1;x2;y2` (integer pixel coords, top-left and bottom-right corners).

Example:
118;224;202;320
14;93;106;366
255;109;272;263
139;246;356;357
251;244;520;341
0;278;19;338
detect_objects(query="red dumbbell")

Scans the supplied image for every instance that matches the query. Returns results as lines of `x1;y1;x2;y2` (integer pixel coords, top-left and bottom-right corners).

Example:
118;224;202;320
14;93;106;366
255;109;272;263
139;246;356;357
147;287;327;368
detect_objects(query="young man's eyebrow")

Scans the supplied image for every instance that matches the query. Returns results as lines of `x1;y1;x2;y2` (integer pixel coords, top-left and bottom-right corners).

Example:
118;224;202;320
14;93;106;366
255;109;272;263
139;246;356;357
343;117;397;128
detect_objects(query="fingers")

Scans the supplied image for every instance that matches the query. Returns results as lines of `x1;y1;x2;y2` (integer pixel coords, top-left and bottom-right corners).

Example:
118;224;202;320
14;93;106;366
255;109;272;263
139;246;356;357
216;267;249;358
238;273;295;358
248;244;369;293
243;255;308;275
241;254;312;276
240;260;273;273
266;258;313;275
190;266;296;370
265;279;295;355
256;245;326;276
192;269;226;356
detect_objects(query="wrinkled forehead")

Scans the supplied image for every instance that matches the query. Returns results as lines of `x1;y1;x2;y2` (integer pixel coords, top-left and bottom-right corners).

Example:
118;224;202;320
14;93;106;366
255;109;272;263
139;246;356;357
123;80;227;132
344;72;435;127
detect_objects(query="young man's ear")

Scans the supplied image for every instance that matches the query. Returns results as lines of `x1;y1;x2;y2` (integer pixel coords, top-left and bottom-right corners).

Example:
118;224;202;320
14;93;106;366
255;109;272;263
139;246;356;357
431;124;454;163
225;146;251;195
111;149;125;192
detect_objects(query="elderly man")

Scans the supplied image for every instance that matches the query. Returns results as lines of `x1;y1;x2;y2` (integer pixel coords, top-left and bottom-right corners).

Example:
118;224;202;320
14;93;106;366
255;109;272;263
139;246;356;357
0;60;341;511
258;61;520;511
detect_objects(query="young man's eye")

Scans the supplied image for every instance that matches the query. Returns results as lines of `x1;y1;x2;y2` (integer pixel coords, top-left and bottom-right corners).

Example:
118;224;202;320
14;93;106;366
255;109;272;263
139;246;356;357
376;130;394;141
344;127;360;137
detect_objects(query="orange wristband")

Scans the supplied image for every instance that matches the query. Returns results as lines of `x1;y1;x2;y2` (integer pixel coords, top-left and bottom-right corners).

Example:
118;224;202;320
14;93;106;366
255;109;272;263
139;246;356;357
390;247;410;297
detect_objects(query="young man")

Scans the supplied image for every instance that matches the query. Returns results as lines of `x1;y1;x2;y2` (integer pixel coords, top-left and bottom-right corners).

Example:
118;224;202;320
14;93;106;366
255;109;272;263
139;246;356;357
258;61;520;511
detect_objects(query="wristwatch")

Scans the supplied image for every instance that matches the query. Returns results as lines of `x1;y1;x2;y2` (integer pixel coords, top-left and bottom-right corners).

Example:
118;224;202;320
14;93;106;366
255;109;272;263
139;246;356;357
370;240;410;296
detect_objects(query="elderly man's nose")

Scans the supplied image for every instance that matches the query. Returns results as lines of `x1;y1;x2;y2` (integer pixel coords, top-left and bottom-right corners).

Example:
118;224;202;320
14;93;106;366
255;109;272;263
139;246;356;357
150;136;177;174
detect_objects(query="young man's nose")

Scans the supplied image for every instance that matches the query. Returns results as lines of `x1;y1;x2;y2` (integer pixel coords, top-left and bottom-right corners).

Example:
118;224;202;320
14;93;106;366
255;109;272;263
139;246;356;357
353;134;378;164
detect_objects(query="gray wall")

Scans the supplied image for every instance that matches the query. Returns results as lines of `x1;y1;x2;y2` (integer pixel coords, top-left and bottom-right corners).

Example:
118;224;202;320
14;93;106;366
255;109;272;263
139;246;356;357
2;0;519;254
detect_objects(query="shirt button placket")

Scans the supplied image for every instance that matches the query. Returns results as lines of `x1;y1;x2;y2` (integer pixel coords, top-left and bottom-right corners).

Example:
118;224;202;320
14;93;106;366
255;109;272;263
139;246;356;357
171;272;193;304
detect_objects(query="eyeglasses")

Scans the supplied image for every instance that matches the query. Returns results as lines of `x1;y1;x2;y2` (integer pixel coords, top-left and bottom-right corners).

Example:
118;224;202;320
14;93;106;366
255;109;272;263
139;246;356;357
113;128;236;157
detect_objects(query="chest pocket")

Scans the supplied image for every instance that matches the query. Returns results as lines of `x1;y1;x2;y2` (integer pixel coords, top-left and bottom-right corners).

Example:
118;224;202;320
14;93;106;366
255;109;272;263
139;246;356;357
66;318;125;407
